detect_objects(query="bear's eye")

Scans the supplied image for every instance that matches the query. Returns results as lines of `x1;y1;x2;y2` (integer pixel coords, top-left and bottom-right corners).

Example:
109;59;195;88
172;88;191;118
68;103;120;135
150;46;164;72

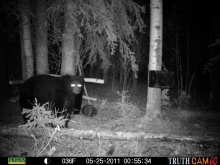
71;84;82;87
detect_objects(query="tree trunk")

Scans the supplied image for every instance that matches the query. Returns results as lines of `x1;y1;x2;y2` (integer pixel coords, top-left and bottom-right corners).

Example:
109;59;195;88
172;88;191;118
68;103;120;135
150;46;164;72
103;69;108;84
146;0;163;119
186;25;190;93
19;0;34;80
35;0;49;75
1;125;219;143
94;65;101;78
89;65;95;78
132;71;137;90
209;12;220;111
61;0;78;76
119;66;123;84
111;70;116;91
0;32;7;94
19;17;25;81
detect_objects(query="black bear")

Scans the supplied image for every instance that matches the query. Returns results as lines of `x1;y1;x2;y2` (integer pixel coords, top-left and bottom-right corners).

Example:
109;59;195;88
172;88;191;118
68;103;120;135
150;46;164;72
19;75;84;127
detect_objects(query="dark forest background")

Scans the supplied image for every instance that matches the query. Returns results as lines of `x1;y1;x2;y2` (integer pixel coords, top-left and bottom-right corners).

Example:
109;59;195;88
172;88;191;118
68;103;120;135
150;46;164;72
0;0;220;111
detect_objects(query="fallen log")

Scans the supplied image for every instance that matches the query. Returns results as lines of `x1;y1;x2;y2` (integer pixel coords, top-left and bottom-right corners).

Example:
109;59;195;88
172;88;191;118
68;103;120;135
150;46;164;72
0;124;219;144
9;77;104;85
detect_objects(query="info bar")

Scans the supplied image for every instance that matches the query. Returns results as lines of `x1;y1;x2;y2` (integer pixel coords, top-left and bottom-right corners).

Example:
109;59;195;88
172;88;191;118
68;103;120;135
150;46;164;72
0;157;218;165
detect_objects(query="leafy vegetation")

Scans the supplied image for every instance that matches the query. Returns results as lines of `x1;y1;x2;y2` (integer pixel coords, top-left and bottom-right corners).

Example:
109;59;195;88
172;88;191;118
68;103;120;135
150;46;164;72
46;0;145;74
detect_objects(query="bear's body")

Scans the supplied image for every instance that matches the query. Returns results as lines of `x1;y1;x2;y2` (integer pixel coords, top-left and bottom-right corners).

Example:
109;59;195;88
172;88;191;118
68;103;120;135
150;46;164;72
19;75;84;127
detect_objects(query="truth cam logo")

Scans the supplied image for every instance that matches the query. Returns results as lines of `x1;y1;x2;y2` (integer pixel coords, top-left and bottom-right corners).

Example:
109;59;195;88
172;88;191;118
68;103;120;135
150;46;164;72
192;157;218;165
168;157;218;165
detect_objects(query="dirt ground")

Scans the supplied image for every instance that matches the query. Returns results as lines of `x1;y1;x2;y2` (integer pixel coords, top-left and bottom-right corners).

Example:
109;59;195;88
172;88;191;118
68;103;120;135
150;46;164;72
0;83;219;157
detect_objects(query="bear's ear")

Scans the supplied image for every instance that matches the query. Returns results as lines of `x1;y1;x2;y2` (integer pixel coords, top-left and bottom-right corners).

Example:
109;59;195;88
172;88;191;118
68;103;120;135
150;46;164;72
77;76;85;83
62;75;84;84
62;75;71;80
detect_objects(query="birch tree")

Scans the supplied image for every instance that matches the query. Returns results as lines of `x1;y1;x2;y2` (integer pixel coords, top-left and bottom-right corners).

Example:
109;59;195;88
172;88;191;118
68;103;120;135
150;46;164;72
146;0;163;119
19;0;34;80
60;0;79;75
35;0;49;74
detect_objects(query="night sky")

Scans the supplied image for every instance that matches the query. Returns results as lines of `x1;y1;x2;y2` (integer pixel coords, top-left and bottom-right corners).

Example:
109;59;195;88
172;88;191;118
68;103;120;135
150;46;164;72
0;0;220;110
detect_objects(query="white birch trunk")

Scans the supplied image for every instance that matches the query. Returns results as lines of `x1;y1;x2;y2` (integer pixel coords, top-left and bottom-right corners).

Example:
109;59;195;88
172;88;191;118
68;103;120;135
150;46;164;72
19;0;34;80
35;0;49;74
146;0;163;119
61;0;78;76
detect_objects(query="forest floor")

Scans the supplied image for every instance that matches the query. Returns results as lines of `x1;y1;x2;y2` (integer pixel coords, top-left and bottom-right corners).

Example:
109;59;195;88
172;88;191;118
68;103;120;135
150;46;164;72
0;83;219;157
